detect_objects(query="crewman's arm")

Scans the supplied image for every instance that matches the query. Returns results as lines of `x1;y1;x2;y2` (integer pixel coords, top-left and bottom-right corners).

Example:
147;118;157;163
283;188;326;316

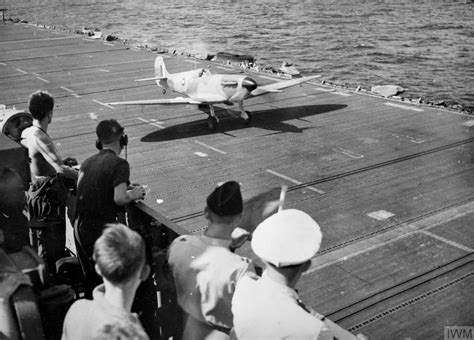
229;227;251;252
36;133;78;179
114;182;146;206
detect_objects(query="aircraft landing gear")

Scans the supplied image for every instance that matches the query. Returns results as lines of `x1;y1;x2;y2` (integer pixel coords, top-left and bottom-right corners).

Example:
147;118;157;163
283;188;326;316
243;111;252;124
239;102;252;125
162;88;166;94
207;116;218;130
207;104;219;131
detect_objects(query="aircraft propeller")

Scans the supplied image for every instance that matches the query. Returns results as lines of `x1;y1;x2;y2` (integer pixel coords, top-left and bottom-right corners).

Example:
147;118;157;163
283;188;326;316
242;77;258;93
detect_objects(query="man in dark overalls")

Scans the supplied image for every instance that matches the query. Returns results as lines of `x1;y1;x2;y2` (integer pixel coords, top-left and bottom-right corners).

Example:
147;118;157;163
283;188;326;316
73;119;146;298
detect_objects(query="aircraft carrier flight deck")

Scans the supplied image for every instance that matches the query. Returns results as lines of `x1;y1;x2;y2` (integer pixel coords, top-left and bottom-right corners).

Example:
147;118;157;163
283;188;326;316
1;23;473;339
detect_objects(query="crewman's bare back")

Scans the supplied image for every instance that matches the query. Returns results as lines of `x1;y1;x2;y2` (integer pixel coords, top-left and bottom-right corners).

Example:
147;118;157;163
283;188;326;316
21;126;58;179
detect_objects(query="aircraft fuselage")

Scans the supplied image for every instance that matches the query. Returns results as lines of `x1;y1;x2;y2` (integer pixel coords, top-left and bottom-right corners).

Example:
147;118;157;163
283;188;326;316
159;70;257;104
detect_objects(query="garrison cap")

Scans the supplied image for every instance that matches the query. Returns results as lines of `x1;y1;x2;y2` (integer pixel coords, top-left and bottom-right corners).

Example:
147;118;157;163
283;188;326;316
251;209;322;267
206;181;243;216
96;119;124;144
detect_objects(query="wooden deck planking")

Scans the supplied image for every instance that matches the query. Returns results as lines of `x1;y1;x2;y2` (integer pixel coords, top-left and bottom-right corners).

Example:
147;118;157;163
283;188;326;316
298;232;472;314
347;264;474;339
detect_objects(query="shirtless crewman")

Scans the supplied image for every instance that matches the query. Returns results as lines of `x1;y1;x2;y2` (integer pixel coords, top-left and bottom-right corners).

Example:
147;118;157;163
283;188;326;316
21;90;78;275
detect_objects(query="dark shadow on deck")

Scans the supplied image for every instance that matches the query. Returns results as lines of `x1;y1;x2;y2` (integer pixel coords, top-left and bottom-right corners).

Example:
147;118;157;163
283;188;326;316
141;103;347;142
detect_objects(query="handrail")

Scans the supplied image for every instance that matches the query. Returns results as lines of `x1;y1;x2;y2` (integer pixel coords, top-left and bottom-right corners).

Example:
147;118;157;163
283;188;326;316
133;201;188;236
126;201;186;339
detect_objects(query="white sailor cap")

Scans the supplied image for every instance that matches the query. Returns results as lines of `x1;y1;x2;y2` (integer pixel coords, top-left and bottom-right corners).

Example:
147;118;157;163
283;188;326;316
251;209;322;267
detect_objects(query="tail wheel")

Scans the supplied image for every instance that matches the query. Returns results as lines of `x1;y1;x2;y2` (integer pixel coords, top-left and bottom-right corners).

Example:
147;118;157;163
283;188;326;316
207;116;218;130
162;89;166;94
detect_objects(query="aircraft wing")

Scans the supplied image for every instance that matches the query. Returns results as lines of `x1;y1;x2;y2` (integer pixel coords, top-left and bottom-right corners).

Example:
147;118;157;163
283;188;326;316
107;97;203;106
250;75;321;97
135;76;167;82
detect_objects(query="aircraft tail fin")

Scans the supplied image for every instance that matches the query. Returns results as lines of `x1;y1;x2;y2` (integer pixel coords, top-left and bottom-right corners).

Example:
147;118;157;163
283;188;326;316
155;56;168;79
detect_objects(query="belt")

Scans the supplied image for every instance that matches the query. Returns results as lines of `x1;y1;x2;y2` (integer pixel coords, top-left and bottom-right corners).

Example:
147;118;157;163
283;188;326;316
29;216;63;228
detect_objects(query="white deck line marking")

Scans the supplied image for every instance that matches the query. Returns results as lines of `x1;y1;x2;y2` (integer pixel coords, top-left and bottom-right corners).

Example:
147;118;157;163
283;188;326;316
150;122;165;129
330;91;352;97
99;69;110;72
391;133;424;144
16;69;28;74
305;232;412;274
384;102;424;112
193;140;227;155
60;86;74;93
194;152;208;158
92;99;115;109
305;201;474;274
310;86;334;92
137;117;164;129
149;119;165;124
368;210;395;221
36;77;49;83
265;169;325;194
0;62;7;66
333;147;364;159
419;230;474;253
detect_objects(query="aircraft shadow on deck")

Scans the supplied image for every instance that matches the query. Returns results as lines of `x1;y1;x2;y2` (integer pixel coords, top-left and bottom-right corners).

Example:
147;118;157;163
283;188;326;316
141;103;347;142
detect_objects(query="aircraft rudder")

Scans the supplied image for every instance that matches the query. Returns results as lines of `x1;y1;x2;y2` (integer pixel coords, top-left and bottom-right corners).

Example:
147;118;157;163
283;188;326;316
155;56;168;78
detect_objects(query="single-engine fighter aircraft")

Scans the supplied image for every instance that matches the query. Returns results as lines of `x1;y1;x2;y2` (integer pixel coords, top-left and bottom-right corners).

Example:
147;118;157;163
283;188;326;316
107;56;321;130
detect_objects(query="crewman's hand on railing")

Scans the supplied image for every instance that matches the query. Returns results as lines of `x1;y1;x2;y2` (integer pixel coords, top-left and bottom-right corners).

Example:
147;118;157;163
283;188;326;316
63;157;78;167
129;184;147;201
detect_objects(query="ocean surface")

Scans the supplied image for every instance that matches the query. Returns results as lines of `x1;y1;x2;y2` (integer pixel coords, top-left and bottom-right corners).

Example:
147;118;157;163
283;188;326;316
4;0;474;109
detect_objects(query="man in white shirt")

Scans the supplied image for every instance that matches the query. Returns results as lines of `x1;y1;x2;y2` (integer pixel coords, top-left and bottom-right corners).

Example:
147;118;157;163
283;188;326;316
231;209;328;340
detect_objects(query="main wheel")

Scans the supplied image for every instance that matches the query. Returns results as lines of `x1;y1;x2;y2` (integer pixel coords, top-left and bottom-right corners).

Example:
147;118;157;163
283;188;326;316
244;111;252;124
207;116;218;130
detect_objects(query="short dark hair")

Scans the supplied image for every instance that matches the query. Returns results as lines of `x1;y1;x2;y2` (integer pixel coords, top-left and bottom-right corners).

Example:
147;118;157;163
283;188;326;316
93;223;145;284
205;206;241;225
28;90;54;120
96;119;124;144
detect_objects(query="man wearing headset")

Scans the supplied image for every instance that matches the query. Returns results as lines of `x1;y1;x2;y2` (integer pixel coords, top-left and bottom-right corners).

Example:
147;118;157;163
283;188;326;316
74;119;146;298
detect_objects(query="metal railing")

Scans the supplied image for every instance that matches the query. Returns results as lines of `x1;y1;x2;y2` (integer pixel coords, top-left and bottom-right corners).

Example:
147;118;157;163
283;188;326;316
126;201;187;339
